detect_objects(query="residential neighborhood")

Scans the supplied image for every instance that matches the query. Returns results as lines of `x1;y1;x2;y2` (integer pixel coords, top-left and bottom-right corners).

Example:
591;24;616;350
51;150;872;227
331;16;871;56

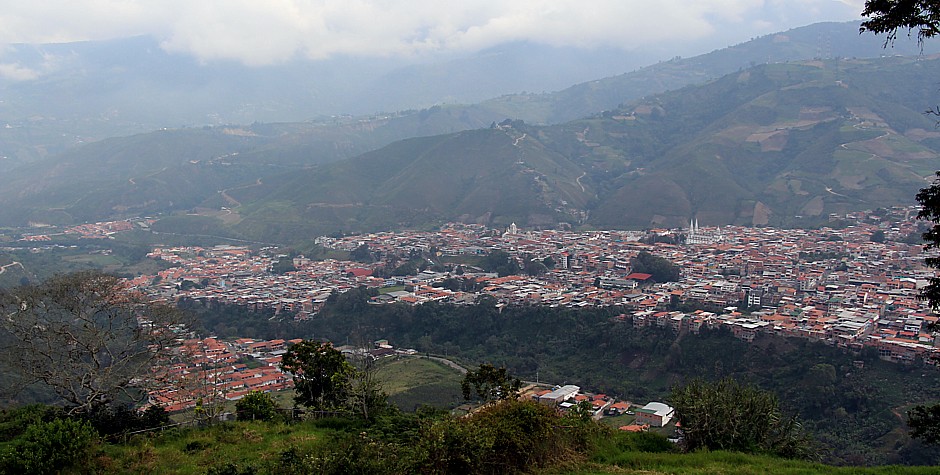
118;205;940;365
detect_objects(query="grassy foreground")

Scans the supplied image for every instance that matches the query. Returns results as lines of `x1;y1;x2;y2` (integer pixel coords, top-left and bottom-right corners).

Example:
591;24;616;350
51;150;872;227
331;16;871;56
91;421;940;475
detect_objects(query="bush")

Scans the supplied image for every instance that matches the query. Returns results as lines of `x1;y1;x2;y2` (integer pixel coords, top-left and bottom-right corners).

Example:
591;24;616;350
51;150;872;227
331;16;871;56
85;403;171;437
670;378;814;459
0;404;64;442
235;391;281;422
1;417;98;474
412;399;586;474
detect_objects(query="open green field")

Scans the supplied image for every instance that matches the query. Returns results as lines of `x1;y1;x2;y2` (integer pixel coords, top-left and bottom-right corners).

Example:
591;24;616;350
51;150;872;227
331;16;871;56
374;356;465;411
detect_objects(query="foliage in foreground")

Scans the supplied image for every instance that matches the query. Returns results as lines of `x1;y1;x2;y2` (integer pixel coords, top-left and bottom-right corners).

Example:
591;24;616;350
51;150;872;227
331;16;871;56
671;378;814;460
5;399;940;474
0;409;98;474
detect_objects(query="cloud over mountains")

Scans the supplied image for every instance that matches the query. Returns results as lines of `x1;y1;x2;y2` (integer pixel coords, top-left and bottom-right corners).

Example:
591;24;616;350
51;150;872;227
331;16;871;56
0;1;862;66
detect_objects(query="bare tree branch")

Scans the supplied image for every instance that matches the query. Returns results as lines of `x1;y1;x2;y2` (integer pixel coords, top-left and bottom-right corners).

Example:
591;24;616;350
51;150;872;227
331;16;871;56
0;271;190;415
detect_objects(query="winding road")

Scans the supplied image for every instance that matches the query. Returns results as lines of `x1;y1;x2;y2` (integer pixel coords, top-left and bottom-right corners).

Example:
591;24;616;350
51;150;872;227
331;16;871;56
0;261;24;275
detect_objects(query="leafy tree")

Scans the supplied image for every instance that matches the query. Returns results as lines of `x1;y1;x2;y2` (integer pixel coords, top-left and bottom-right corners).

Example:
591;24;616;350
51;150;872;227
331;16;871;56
461;363;521;403
542;256;556;269
350;243;374;263
280;340;356;412
480;250;521;277
271;258;296;274
347;355;389;421
235;391;281;421
870;229;886;243
861;0;940;45
670;378;813;459
915;173;940;310
631;251;680;282
0;271;188;415
523;256;548;276
908;403;940;444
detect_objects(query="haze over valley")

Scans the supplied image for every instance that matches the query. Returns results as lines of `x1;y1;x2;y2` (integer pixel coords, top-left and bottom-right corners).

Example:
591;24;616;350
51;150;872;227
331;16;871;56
8;2;940;472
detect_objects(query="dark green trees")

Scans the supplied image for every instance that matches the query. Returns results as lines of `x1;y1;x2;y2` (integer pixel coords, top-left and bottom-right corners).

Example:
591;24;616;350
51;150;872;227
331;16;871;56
908;404;940;444
670;378;813;459
280;340;387;419
861;0;940;44
235;391;281;421
461;363;522;403
914;173;940;310
280;340;356;412
480;250;521;277
631;251;680;283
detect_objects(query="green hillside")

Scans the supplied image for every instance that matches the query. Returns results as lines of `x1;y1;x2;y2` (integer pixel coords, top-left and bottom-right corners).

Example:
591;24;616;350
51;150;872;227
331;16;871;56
217;56;940;241
4;24;940;237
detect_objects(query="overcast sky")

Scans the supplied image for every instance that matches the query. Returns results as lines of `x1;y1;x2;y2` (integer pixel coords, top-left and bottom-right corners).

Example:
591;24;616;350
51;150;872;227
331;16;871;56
0;1;866;66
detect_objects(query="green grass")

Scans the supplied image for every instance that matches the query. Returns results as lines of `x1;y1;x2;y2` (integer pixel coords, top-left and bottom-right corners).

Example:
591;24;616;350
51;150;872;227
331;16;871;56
375;356;463;396
84;417;940;474
98;421;329;474
600;413;637;429
566;450;940;474
375;356;465;410
378;285;405;294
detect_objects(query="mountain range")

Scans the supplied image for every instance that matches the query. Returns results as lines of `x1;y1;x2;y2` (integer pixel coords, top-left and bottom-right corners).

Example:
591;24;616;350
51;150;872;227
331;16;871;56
2;21;936;166
3;22;940;242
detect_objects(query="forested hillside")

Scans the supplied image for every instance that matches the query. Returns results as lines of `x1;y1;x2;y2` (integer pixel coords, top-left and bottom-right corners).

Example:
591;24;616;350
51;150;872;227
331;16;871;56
187;295;940;466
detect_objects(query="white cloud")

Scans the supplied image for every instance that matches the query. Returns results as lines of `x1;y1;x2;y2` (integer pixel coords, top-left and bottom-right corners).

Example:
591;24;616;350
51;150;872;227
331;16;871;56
0;63;39;81
0;1;865;65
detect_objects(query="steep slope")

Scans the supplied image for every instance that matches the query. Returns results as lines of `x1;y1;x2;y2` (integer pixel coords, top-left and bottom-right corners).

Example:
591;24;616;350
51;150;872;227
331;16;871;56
4;22;936;171
231;125;592;242
0;107;501;226
226;56;940;241
582;58;940;227
478;21;940;125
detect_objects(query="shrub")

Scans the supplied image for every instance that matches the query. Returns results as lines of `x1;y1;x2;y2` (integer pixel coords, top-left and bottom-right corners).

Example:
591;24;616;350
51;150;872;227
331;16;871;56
412;399;586;474
1;417;98;474
235;391;281;422
0;404;64;442
670;377;815;459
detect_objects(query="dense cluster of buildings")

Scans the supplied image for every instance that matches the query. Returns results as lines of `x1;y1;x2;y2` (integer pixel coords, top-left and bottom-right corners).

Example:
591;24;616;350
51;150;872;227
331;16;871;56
147;337;298;413
128;206;939;364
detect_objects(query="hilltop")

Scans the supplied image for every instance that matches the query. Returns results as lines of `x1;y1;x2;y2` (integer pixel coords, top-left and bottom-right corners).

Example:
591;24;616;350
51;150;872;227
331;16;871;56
222;56;940;241
4;25;940;241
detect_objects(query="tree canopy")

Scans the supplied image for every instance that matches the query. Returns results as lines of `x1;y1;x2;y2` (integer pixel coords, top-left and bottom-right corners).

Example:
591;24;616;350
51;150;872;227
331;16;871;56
861;0;940;45
461;363;521;403
670;378;813;459
280;340;356;412
915;173;940;310
631;251;680;283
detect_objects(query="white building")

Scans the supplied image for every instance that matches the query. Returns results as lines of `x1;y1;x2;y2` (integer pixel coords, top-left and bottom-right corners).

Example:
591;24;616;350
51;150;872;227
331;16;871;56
635;402;675;427
538;385;580;405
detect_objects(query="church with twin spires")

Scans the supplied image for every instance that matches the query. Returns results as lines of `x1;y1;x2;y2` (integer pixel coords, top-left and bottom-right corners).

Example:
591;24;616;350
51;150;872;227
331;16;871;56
686;218;723;245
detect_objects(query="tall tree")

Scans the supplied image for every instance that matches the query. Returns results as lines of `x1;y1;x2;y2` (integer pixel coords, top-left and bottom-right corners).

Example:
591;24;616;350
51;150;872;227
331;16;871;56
915;174;940;310
0;271;188;415
461;363;521;403
280;340;356;412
